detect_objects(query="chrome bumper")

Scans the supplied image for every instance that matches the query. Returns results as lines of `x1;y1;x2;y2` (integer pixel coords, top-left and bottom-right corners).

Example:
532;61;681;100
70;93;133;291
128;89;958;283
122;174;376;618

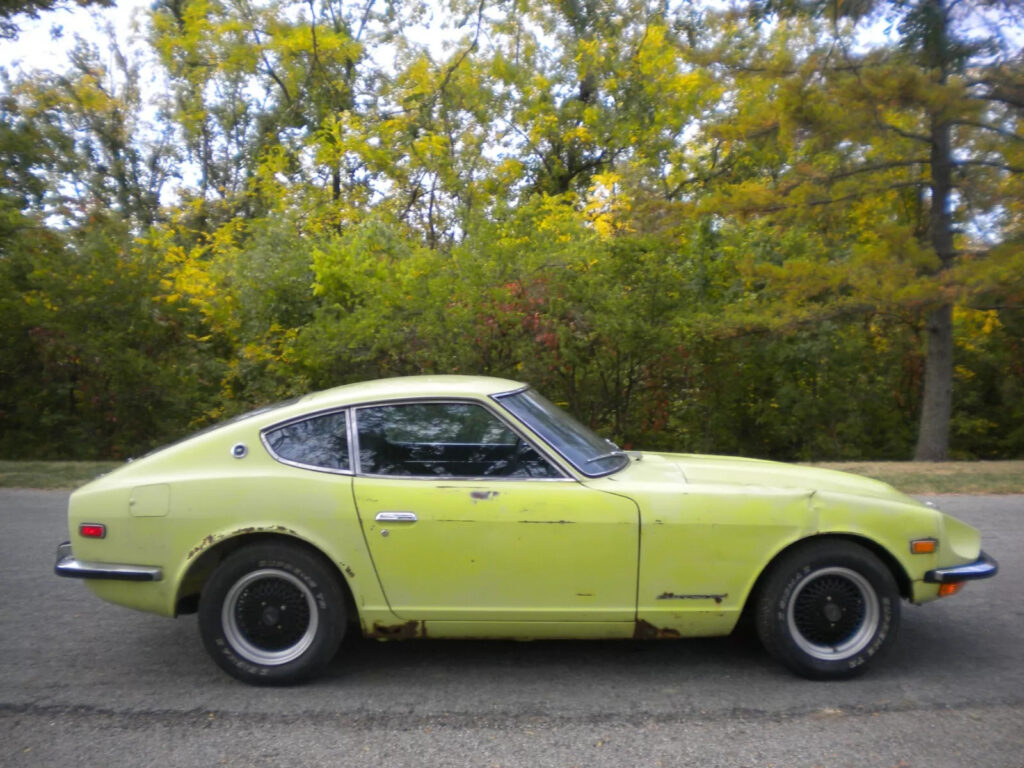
924;551;999;584
55;541;163;582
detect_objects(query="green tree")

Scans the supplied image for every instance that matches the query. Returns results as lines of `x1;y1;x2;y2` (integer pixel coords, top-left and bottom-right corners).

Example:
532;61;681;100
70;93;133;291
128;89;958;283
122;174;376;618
3;0;1023;461
694;0;1024;459
4;37;175;229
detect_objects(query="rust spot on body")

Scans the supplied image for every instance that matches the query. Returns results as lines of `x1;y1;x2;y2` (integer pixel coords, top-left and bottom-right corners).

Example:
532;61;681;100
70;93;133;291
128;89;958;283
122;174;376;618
235;524;300;537
369;620;427;640
634;620;681;640
187;534;216;560
470;491;499;501
656;592;727;604
186;525;302;560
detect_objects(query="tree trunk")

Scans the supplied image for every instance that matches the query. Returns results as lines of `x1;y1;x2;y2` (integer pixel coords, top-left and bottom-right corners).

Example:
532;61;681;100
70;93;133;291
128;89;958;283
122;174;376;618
913;114;955;460
914;303;953;460
914;0;956;461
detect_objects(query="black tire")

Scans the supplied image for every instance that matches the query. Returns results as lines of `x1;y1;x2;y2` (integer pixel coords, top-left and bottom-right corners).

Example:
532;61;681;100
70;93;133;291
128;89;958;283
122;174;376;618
198;543;346;685
756;540;899;680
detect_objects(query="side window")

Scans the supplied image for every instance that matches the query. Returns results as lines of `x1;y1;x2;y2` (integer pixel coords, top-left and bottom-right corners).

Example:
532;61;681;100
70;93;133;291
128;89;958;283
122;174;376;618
264;411;350;471
356;402;560;478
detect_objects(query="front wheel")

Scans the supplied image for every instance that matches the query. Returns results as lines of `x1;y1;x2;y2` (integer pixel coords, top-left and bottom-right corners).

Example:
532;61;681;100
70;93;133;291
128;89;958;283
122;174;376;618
756;540;900;680
198;543;346;685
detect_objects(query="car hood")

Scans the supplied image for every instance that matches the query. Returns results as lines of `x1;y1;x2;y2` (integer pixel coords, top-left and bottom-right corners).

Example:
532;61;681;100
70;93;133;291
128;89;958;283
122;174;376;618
615;452;914;504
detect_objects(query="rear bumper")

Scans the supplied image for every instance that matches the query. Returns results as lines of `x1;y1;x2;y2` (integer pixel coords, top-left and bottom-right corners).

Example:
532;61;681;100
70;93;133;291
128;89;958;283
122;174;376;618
55;541;163;582
924;551;998;584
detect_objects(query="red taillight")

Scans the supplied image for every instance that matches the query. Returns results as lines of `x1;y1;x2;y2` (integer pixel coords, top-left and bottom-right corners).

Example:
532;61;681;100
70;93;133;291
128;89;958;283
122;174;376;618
79;523;106;539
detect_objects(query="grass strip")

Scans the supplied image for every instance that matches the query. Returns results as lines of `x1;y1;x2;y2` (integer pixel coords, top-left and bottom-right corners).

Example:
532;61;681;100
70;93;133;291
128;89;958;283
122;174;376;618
809;461;1024;495
0;461;123;490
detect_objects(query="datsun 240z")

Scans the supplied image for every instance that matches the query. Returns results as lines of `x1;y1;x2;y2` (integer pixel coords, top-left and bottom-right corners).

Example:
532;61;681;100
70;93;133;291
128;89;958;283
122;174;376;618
56;376;997;685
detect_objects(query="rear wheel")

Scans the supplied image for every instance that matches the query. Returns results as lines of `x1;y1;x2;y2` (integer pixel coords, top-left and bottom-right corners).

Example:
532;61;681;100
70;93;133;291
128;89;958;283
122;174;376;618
198;543;345;685
756;540;899;679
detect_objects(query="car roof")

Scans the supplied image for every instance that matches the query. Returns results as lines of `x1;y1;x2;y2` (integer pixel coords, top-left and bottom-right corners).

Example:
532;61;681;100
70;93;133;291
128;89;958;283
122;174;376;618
141;376;529;458
294;375;527;412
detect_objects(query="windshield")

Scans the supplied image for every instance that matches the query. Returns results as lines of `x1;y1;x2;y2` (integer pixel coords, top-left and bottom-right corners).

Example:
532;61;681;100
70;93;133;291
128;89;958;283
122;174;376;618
494;388;629;477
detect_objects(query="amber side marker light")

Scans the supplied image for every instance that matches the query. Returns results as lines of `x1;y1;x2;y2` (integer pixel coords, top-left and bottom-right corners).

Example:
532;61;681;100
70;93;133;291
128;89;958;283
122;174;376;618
910;538;938;554
939;582;965;598
79;523;106;539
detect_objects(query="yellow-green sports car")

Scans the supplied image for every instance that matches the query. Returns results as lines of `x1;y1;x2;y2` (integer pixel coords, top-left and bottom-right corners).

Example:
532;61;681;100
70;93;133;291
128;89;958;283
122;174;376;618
55;375;997;685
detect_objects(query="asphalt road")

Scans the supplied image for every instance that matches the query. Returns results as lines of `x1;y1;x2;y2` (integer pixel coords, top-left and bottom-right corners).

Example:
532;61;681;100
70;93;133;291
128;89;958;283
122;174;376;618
2;489;1022;768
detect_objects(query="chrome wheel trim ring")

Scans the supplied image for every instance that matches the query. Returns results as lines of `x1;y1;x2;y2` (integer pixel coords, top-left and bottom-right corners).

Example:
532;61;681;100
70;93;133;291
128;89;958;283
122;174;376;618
222;568;319;666
786;566;880;661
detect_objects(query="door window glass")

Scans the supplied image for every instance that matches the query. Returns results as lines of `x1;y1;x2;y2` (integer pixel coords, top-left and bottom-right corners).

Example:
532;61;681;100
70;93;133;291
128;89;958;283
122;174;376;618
356;402;560;478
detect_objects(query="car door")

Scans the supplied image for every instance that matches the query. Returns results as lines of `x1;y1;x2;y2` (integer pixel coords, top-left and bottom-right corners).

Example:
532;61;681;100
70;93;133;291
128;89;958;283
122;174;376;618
352;400;639;622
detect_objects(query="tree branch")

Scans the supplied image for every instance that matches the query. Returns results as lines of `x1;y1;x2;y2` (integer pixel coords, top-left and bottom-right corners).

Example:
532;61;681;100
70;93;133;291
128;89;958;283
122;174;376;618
354;0;375;42
435;0;485;99
741;181;925;214
876;118;930;144
967;78;1024;109
826;159;931;181
952;118;1024;143
665;167;728;200
953;158;1024;174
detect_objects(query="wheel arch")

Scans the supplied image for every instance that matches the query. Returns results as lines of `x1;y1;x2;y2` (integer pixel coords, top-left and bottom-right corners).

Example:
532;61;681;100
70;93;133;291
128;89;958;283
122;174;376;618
743;533;912;618
175;532;357;622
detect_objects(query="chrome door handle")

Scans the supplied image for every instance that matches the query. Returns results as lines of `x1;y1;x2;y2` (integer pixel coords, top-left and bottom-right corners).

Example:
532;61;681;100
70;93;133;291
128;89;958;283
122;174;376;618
375;511;418;523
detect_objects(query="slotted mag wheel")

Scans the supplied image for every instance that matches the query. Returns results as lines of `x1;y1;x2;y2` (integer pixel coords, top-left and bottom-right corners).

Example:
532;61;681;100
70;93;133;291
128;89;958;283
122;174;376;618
222;568;319;666
786;566;879;661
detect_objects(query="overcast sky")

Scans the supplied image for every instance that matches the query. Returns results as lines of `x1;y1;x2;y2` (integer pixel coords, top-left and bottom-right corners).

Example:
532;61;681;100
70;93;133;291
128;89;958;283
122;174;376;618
1;0;151;74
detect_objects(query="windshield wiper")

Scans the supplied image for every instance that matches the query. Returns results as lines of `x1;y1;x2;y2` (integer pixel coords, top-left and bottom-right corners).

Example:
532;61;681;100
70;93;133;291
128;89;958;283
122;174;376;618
584;449;628;464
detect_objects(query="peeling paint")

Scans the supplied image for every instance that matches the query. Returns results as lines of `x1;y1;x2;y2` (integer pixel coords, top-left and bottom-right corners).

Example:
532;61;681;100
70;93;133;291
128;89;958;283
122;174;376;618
341;563;355;578
470;490;499;501
656;592;727;604
633;620;681;639
187;534;216;560
185;525;302;561
576;592;594;597
368;620;426;640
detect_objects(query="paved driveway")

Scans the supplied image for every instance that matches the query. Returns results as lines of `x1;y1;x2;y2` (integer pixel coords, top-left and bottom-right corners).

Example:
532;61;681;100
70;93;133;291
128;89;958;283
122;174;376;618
2;490;1022;767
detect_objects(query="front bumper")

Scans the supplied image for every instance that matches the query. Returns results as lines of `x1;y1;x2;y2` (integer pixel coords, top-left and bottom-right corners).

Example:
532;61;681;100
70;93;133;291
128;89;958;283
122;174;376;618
924;551;999;584
55;541;163;582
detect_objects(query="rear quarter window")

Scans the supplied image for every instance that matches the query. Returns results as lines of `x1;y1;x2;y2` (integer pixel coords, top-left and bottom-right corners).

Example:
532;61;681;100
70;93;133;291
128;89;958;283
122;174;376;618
264;411;350;471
